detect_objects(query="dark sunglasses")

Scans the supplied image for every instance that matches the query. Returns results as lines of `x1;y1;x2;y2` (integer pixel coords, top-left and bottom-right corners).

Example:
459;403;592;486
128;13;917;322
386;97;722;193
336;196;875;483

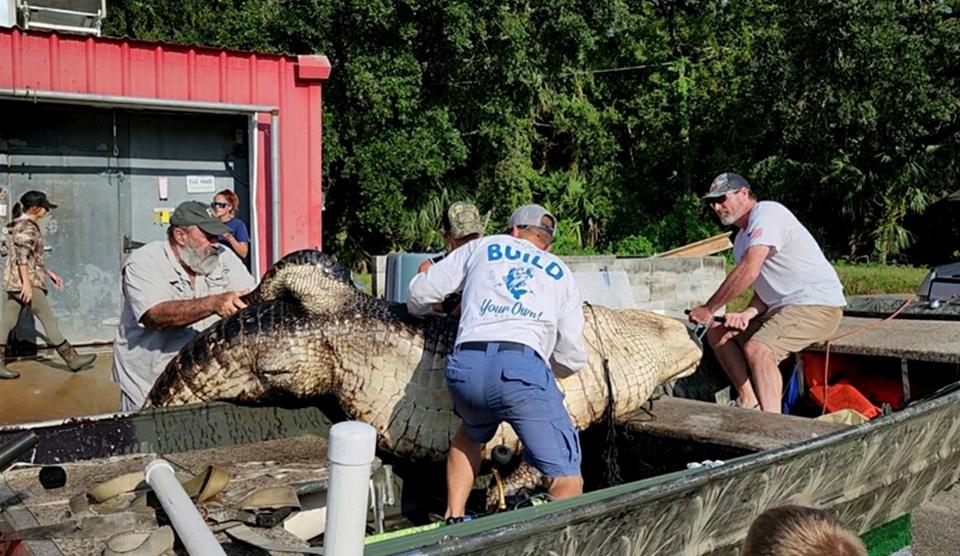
211;201;230;209
705;192;738;206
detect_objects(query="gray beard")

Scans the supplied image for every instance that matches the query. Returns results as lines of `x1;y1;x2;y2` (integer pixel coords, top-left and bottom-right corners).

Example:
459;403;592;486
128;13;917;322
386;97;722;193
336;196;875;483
180;243;220;275
720;214;737;226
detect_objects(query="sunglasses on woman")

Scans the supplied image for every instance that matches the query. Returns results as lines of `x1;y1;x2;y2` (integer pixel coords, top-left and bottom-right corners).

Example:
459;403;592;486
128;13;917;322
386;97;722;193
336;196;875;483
211;201;230;209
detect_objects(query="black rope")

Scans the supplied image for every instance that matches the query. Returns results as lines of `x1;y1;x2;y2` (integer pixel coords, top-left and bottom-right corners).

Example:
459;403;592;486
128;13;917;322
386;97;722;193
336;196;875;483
584;302;622;486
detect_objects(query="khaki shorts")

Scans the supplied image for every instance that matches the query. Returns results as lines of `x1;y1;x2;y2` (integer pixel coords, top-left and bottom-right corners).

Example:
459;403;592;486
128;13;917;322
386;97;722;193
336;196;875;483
733;304;843;362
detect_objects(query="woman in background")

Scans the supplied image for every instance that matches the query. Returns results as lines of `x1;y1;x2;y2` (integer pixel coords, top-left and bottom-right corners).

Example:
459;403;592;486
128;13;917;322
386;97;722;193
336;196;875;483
211;189;250;259
0;190;96;379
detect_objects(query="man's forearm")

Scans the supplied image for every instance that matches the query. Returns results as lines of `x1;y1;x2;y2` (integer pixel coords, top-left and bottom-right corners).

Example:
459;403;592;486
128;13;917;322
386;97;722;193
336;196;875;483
705;265;758;312
227;235;249;258
141;298;215;329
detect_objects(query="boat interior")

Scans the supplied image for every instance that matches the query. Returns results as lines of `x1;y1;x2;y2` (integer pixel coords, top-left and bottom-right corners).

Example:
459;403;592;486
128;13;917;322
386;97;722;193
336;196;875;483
2;304;960;554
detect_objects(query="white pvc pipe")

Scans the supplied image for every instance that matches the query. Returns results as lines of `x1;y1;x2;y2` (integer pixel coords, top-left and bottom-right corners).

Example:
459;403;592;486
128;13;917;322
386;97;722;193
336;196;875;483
270;112;281;263
145;459;227;556
324;421;377;556
248;113;261;279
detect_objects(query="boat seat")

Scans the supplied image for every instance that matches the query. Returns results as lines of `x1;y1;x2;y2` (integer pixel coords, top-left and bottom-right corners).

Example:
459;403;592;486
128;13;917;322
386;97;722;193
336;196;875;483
621;396;846;452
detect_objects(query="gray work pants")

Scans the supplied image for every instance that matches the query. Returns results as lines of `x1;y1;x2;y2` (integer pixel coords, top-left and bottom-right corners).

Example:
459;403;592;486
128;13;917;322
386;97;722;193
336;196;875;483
0;290;66;347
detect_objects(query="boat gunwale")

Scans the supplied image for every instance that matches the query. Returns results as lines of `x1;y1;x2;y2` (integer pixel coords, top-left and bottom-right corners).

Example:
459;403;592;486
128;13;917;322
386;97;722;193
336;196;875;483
368;386;960;555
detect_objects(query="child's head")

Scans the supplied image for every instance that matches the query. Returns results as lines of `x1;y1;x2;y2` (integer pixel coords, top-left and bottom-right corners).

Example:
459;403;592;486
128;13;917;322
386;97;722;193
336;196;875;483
740;505;867;556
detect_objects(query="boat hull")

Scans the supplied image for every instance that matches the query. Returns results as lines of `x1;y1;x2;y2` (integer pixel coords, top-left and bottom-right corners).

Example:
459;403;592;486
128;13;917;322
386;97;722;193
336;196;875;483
368;388;960;555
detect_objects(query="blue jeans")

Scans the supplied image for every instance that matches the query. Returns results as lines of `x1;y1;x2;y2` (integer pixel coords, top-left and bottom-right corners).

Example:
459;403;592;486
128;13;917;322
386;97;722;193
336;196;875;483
444;342;581;478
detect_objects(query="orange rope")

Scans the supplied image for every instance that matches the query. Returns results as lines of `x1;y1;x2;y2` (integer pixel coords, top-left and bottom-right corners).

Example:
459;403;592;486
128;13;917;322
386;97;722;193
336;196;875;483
820;296;916;416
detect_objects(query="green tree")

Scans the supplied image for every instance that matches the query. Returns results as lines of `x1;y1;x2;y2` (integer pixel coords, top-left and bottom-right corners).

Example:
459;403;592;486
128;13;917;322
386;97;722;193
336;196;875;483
103;0;960;266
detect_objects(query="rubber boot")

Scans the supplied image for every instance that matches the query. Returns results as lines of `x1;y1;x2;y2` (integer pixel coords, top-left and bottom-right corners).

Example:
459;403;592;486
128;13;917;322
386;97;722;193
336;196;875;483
0;344;20;379
54;340;96;372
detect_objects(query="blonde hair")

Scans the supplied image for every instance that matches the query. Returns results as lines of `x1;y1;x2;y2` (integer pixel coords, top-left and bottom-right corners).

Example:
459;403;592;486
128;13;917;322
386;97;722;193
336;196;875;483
740;505;867;556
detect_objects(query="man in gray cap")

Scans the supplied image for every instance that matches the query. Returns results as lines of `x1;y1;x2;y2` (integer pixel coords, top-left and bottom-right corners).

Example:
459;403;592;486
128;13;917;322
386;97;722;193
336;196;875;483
112;200;256;411
689;173;845;413
407;204;587;522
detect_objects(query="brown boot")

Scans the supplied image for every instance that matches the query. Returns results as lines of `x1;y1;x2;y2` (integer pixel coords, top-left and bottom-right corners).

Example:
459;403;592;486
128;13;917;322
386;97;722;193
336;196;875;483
0;345;20;379
54;340;96;372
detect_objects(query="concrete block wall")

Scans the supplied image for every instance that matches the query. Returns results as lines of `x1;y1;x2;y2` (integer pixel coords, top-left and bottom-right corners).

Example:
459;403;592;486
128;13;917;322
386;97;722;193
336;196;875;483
562;256;726;314
371;253;726;316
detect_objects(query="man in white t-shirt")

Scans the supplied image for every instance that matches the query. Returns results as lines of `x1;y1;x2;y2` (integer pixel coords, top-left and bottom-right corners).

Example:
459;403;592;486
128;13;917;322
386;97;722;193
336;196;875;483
407;204;587;523
688;173;845;413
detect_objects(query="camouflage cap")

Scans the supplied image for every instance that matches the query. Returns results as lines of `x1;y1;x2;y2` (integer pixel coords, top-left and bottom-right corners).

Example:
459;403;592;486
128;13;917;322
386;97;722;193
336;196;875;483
443;201;486;239
704;172;751;200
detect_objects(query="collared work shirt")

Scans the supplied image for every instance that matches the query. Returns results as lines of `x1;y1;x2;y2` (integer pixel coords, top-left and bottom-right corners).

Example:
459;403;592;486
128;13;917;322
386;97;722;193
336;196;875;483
4;217;47;292
111;240;255;411
407;234;587;376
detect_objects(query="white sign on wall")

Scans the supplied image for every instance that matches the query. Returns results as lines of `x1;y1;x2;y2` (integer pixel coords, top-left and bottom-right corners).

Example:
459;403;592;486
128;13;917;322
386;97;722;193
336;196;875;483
186;175;216;194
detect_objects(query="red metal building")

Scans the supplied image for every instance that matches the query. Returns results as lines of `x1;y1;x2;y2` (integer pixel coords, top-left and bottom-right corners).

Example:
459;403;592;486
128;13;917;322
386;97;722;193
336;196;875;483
0;27;330;344
0;26;331;274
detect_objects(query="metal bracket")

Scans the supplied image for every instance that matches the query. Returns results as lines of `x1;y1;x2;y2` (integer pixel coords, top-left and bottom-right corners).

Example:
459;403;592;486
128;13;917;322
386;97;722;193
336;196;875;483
122;234;144;253
901;358;911;405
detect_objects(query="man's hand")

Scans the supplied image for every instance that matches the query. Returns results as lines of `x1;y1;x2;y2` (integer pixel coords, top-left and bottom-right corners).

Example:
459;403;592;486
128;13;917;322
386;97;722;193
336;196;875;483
209;290;249;318
417;259;433;274
687;304;716;325
722;310;754;331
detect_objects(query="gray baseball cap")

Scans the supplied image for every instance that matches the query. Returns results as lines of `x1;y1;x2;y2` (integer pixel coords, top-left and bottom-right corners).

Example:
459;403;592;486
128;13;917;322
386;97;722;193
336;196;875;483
508;204;556;237
704;172;751;200
170;201;230;237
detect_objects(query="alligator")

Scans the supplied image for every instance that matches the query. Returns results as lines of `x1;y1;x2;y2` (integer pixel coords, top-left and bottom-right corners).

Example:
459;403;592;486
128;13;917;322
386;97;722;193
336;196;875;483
147;250;703;463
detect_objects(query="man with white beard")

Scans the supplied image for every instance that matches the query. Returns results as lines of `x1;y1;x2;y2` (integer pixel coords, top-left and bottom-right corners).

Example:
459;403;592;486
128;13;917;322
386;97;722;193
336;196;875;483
112;201;255;411
688;173;845;414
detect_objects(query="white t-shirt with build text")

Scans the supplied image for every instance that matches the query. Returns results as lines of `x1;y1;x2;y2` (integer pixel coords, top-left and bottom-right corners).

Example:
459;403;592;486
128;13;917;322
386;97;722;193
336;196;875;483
734;201;845;310
407;235;587;376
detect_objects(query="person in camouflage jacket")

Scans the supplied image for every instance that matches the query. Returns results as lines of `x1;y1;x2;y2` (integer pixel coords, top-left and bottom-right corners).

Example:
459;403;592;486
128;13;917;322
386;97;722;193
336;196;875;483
0;191;95;379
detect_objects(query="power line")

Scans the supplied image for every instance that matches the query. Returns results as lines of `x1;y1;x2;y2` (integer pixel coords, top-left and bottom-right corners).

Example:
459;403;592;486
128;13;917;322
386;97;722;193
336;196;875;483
556;61;675;77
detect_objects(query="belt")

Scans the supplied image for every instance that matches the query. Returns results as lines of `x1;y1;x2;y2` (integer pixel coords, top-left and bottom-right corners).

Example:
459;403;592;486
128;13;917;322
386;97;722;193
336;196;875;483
458;341;538;359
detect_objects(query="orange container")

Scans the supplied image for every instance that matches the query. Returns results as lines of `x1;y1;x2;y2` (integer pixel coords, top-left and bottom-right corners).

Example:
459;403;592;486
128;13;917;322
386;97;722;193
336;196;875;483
801;352;860;386
849;374;903;410
808;381;882;419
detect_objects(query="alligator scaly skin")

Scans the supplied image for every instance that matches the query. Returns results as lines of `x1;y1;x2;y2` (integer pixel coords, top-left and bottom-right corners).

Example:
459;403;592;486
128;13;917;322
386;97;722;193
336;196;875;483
147;250;702;461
